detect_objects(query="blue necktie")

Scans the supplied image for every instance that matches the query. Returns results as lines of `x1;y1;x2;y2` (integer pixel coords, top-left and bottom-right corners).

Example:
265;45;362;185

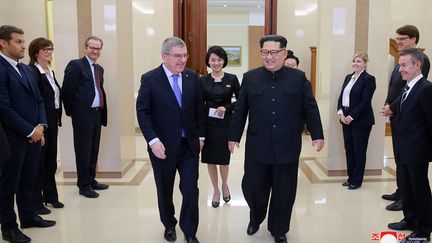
16;63;30;90
391;64;400;79
172;74;182;107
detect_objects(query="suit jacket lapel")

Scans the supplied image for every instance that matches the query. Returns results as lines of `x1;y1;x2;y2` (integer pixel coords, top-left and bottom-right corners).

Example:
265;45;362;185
157;65;181;109
181;70;192;108
81;57;95;92
0;57;32;92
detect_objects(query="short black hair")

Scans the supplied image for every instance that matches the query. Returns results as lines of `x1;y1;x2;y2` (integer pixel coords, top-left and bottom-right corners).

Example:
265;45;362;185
259;35;287;49
285;50;299;65
0;25;24;42
205;45;228;68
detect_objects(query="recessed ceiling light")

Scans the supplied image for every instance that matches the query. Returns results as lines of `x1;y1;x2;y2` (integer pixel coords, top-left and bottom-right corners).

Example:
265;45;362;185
223;4;227;7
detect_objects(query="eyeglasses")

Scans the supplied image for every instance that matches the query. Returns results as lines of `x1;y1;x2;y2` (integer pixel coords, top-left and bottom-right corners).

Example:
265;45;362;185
42;47;54;53
87;46;102;51
395;36;410;42
260;49;285;57
167;53;189;59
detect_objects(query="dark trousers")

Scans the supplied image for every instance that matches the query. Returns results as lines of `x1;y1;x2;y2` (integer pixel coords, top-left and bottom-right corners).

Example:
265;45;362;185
0;133;40;231
72;109;101;190
389;119;401;196
398;162;432;234
150;139;199;235
36;110;60;205
342;125;372;187
242;161;299;237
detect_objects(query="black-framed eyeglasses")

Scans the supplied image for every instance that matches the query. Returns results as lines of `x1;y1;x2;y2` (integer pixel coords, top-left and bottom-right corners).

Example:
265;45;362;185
42;47;54;53
167;53;189;59
260;49;285;57
395;36;410;42
87;46;102;51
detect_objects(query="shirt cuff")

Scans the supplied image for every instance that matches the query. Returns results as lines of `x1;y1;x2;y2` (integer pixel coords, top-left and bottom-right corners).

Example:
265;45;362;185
27;128;35;137
347;115;354;120
199;137;205;141
337;109;343;115
148;138;160;146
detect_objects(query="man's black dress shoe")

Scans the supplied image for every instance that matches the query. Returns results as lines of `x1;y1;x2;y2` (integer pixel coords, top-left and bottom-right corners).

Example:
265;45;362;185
91;182;109;190
21;215;56;228
274;235;287;243
388;219;414;231
46;201;64;208
37;205;51;215
348;184;360;190
164;227;176;242
402;231;430;242
386;199;402;211
246;223;259;235
342;181;350;186
79;189;99;198
185;234;199;243
382;191;400;201
2;228;31;243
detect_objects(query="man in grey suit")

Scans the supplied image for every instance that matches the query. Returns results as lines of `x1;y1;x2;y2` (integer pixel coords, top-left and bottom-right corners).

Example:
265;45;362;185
228;35;324;243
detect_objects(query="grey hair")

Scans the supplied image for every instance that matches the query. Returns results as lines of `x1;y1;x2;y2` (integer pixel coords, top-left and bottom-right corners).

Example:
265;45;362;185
161;36;186;54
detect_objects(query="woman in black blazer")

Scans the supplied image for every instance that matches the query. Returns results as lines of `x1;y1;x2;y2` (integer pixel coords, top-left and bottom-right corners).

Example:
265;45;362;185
200;46;240;207
28;38;64;212
337;52;376;190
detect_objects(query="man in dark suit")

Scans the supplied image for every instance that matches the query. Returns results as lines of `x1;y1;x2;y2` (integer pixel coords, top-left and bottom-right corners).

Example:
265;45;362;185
386;48;432;242
0;25;55;243
62;36;109;198
228;35;324;243
136;37;204;243
381;25;430;211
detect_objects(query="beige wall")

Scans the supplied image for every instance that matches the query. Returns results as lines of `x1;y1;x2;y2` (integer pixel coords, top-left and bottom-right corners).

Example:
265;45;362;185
207;12;250;79
132;0;173;95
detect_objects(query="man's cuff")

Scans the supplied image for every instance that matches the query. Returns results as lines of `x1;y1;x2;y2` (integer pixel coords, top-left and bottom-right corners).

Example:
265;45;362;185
149;138;160;146
27;128;36;137
199;137;205;141
347;115;354;120
337;109;343;115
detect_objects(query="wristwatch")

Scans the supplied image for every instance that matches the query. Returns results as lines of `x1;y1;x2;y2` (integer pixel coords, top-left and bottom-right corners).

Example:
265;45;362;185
40;124;48;132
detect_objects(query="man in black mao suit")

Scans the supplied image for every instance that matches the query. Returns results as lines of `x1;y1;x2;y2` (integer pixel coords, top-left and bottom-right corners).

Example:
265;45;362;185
136;37;204;243
0;25;55;243
228;35;324;243
62;36;109;198
387;48;432;242
381;25;430;211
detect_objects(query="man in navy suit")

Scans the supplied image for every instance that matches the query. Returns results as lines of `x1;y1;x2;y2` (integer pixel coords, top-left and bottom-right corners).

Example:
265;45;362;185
386;48;432;242
136;37;204;243
229;35;324;243
381;25;430;211
62;36;109;198
0;25;55;243
0;118;10;165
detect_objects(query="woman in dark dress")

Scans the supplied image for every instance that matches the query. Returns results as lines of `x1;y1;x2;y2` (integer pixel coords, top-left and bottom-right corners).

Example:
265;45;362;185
200;46;240;208
28;38;64;213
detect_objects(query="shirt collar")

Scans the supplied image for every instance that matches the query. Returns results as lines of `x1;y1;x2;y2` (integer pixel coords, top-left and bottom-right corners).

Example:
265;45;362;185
0;52;20;67
34;62;52;74
406;73;423;89
162;63;182;79
85;55;96;66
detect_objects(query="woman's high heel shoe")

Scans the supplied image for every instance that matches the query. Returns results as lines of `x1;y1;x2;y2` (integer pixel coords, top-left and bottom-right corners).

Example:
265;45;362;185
223;187;231;203
211;201;220;208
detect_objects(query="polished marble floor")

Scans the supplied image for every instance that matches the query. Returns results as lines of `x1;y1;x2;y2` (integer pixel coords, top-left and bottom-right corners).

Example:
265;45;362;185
11;135;431;243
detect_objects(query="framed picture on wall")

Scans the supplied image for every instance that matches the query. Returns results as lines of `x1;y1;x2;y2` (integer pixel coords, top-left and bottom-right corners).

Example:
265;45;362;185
222;46;241;66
